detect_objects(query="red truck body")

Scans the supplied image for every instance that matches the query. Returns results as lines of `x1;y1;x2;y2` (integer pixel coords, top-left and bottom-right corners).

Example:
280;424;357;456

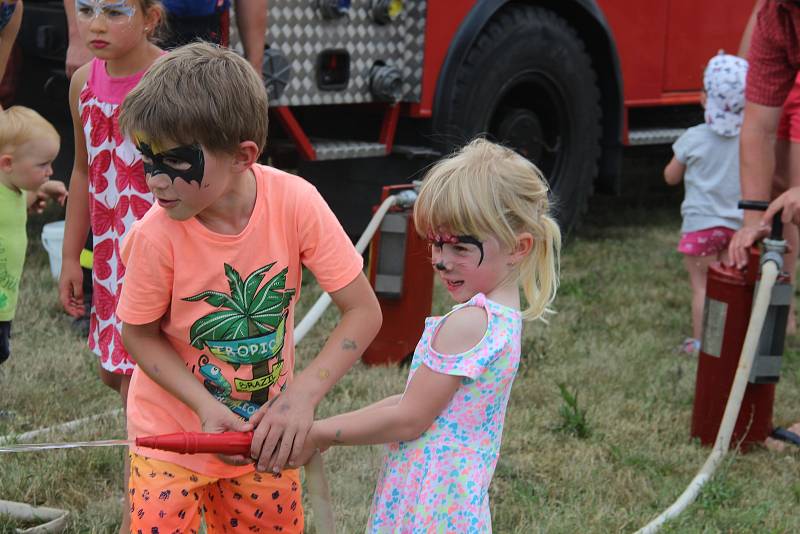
5;0;757;234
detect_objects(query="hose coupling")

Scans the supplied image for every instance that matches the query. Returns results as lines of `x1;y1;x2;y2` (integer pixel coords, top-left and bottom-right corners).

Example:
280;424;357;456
761;238;787;270
392;189;417;209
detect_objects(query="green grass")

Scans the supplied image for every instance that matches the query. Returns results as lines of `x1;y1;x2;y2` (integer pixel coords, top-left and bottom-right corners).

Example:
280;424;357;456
1;193;800;533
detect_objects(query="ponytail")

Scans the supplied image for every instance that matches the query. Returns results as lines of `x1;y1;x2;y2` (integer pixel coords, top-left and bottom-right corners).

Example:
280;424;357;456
519;214;561;322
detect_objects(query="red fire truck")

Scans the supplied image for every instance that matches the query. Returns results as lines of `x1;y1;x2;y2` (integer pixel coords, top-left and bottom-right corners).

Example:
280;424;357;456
5;0;753;235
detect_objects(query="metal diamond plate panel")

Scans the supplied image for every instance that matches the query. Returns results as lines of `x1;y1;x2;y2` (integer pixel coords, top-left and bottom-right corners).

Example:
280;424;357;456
312;140;387;160
230;1;426;107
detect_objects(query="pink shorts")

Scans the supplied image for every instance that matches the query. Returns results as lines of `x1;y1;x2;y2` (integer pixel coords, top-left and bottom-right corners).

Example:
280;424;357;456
778;74;800;142
677;227;735;257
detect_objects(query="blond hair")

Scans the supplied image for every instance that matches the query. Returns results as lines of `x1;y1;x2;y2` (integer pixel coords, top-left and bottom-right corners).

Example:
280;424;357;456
0;106;60;155
119;42;268;155
414;138;561;322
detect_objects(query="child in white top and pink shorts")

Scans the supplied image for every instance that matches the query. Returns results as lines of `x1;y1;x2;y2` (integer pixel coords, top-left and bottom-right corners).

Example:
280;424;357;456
664;53;747;355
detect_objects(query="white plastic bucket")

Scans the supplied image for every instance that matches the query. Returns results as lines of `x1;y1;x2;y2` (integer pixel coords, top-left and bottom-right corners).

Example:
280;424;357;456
41;221;65;280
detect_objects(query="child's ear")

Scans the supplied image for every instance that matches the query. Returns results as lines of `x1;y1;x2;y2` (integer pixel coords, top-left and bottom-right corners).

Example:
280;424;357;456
143;4;162;36
232;141;259;171
0;154;13;173
513;232;534;261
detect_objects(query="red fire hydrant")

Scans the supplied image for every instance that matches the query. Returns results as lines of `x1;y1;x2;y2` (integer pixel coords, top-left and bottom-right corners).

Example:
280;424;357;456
363;184;433;365
691;202;790;450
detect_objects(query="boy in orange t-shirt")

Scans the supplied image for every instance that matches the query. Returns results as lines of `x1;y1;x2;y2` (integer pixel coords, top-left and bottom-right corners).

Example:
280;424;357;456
116;42;382;533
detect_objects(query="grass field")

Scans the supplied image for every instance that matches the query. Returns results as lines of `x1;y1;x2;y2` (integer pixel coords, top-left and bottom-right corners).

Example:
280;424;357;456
1;186;800;533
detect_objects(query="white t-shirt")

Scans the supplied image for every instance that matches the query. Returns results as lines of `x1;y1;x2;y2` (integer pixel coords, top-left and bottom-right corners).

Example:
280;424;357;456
672;123;743;233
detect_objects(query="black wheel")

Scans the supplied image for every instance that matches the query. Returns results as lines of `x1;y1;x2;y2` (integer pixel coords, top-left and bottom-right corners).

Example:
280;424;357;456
435;6;602;235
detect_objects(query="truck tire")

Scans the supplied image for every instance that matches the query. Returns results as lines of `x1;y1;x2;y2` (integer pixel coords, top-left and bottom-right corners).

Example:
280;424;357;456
438;5;602;235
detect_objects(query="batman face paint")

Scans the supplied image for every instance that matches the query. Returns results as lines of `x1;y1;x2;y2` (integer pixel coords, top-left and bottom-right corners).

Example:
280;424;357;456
137;141;206;186
426;230;485;266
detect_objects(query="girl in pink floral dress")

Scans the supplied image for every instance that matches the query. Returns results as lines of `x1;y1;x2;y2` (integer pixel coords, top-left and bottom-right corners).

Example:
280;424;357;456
295;139;562;533
59;2;164;532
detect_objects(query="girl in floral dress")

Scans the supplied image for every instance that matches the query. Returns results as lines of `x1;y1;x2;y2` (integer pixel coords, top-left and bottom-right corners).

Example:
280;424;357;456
58;1;164;532
295;138;562;533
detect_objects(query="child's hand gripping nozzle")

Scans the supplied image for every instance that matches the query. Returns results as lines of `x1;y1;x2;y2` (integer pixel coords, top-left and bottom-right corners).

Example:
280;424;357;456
136;431;336;533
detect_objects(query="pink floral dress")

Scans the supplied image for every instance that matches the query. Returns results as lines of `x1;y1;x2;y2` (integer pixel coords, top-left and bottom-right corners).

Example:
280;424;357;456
367;293;522;533
79;58;154;374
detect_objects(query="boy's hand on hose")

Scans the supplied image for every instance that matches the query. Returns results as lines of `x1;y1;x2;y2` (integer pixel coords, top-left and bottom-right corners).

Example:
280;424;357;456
197;399;254;466
249;388;315;473
58;261;85;317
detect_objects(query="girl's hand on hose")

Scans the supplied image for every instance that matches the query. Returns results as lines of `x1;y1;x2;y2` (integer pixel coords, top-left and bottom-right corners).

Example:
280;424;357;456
288;422;330;467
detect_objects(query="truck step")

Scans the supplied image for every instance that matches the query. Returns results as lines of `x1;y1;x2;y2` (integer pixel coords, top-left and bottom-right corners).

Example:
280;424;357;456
312;140;388;160
392;145;442;158
309;140;442;161
628;128;686;146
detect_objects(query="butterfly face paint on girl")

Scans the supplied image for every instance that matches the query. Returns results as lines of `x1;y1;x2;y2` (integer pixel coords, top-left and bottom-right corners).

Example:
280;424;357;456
427;230;485;268
75;0;136;24
136;139;206;186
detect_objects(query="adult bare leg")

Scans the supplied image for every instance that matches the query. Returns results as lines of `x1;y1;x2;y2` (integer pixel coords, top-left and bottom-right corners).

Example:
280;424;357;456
774;139;799;335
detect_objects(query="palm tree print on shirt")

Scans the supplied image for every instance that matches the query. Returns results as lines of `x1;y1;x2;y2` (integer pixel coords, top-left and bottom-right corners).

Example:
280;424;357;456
184;262;296;412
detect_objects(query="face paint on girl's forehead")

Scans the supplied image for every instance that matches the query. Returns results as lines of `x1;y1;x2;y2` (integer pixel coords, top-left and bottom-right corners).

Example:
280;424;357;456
136;140;206;186
75;0;136;21
426;230;485;265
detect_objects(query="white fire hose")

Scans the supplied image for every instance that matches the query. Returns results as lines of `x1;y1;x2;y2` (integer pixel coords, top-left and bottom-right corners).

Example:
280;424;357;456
297;191;415;534
0;501;69;534
636;258;780;534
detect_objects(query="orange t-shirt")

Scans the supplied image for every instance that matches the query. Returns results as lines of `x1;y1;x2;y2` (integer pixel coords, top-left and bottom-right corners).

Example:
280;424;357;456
117;164;363;477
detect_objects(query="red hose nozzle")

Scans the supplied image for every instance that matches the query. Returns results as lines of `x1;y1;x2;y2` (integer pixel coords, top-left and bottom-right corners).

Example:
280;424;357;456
136;431;254;455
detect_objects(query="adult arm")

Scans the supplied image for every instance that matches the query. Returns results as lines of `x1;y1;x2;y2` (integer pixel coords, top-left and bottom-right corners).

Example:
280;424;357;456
63;0;92;78
233;0;267;73
58;63;91;317
248;272;382;472
728;101;783;268
738;0;767;58
0;0;22;87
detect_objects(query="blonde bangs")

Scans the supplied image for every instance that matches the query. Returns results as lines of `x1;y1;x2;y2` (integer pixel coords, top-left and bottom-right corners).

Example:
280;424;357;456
414;141;519;248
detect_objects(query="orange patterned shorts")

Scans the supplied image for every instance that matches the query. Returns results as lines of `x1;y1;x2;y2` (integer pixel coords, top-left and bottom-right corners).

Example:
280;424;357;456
128;453;304;533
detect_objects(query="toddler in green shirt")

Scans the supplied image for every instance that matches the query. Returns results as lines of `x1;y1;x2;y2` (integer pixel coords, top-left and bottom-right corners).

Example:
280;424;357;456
0;106;67;363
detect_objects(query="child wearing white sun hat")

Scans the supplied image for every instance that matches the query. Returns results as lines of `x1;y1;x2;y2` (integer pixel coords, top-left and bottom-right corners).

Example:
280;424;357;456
663;52;748;355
